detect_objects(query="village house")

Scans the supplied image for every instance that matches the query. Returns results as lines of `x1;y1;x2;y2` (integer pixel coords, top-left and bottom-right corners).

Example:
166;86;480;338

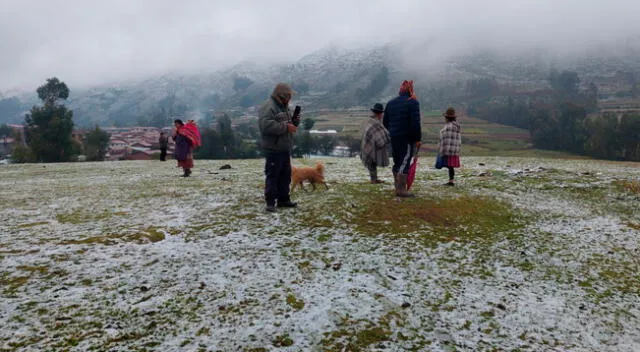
109;139;128;151
0;124;26;158
1;136;16;157
104;125;175;161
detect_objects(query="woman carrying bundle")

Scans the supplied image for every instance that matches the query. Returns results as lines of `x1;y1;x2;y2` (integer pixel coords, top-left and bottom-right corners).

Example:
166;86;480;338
172;119;201;177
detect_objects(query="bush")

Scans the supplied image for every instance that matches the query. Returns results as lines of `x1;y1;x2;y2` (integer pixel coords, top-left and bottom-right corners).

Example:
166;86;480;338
11;145;36;163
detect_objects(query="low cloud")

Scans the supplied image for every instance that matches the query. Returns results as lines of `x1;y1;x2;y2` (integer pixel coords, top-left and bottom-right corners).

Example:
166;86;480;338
1;0;638;91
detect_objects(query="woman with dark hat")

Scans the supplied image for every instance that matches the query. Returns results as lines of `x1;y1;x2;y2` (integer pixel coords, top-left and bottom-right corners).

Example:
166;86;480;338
360;103;391;183
437;107;462;186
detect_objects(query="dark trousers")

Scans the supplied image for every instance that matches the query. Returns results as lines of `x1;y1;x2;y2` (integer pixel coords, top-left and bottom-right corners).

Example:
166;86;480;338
448;167;455;180
391;137;416;175
160;148;167;161
264;152;292;206
367;163;378;180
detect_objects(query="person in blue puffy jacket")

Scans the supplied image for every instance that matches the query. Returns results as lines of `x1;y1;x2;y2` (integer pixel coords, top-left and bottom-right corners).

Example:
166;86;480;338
383;80;422;197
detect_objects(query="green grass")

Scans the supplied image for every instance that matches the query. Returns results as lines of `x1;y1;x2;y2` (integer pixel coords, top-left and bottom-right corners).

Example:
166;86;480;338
16;221;50;229
285;294;305;311
320;314;398;351
300;183;524;248
56;210;127;224
59;227;166;246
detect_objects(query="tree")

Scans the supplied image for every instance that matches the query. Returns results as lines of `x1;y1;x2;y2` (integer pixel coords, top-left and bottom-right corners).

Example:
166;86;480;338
549;70;580;96
24;77;75;162
0;124;12;138
233;76;254;92
36;77;69;105
466;77;500;98
84;126;110;161
317;135;337;156
295;131;315;158
195;128;224;159
11;145;35;163
340;135;361;157
585;82;599;112
529;108;560;150
302;118;316;131
618;112;640;161
584;112;619;159
557;102;587;153
235;122;260;140
217;114;237;157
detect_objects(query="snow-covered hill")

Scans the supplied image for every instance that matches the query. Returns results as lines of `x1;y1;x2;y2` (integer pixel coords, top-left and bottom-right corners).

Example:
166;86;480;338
1;40;639;126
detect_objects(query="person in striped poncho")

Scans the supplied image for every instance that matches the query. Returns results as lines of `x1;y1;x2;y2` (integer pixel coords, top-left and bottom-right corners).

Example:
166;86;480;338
438;107;462;186
360;103;391;184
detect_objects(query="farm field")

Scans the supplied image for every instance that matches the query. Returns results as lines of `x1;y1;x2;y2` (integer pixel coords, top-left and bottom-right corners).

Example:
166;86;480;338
308;110;567;157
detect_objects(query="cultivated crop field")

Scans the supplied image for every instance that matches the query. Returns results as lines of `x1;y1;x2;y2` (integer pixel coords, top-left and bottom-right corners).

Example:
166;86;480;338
309;111;536;156
1;157;639;351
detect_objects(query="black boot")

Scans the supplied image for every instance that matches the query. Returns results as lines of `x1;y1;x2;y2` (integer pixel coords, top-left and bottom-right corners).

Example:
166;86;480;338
278;200;298;208
369;168;384;184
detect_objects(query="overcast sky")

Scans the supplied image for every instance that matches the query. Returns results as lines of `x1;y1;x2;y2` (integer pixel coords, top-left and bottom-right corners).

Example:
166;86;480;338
1;0;638;92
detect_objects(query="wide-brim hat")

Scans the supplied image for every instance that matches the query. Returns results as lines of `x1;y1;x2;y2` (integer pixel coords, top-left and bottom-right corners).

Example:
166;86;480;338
370;103;384;113
444;107;457;118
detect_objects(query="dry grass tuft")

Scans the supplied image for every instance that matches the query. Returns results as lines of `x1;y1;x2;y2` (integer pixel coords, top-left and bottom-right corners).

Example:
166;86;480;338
621;180;640;194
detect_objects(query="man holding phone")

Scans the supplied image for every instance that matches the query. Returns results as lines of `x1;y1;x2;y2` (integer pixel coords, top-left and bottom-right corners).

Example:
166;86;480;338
258;83;299;212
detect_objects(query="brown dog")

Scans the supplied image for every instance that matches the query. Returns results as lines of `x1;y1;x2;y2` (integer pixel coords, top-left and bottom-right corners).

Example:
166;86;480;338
291;162;329;192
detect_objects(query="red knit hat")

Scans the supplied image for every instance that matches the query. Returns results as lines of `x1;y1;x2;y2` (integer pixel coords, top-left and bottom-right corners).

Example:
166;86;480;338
399;80;417;100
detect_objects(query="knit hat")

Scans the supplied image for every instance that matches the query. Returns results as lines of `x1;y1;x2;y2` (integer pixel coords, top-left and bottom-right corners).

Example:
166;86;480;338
399;80;417;100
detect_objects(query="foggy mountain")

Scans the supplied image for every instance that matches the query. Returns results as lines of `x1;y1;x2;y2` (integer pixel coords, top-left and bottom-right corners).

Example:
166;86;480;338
1;39;639;127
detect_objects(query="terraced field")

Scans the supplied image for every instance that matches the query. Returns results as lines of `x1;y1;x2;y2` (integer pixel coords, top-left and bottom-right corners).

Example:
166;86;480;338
309;110;552;157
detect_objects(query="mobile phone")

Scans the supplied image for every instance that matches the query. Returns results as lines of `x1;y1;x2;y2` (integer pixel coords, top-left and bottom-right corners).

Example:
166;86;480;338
292;105;302;126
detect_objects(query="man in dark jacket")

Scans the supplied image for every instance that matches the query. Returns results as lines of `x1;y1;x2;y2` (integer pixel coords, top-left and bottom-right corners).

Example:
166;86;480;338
383;80;422;197
258;83;298;212
159;132;169;161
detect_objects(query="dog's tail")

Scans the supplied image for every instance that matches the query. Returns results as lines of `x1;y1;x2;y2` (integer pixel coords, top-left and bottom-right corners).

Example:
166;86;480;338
315;162;324;175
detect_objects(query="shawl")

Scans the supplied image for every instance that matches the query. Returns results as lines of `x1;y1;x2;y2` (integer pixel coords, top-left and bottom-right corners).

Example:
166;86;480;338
439;121;462;156
179;121;201;148
360;118;391;168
